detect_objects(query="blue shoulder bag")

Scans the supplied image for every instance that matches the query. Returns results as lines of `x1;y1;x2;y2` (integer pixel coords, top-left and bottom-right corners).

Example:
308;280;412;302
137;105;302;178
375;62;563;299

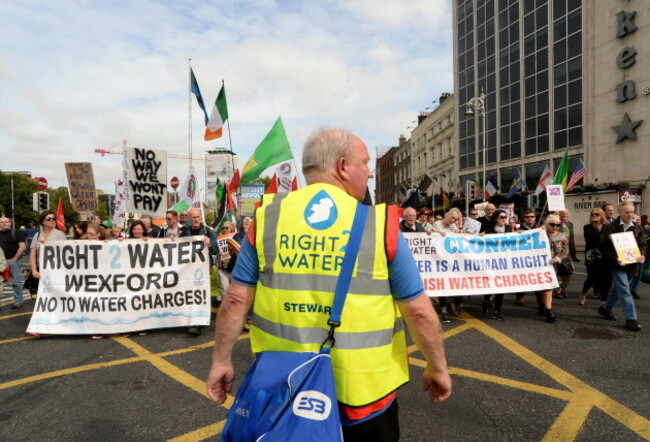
222;203;368;441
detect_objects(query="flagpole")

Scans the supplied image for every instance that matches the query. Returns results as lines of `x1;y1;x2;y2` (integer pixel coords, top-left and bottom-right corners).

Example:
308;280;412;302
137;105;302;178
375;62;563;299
188;58;193;173
291;157;301;188
222;79;237;176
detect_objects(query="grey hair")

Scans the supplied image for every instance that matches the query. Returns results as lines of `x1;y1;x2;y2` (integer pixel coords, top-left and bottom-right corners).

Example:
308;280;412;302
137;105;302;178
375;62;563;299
302;128;355;175
618;201;634;211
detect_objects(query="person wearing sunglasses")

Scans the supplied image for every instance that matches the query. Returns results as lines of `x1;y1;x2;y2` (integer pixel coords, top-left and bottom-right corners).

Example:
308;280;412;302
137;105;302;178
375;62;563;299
158;210;179;238
580;207;608;305
432;208;464;322
480;210;513;320
512;210;540;307
29;211;67;288
545;214;571;303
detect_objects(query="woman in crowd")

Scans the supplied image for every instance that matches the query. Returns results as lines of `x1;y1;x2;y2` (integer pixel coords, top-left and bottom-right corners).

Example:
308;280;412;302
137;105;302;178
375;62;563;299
432;208;463;322
127;220;148;240
86;223;107;241
72;221;88;239
217;221;238;296
123;220;148;335
481;210;513;320
546;214;571;302
580;207;607;305
30;211;67;281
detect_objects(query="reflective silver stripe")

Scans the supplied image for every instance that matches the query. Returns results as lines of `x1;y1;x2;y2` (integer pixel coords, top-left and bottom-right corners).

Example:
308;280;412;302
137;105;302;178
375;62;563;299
356;207;377;278
259;272;391;295
253;314;405;350
261;193;290;275
259;192;389;294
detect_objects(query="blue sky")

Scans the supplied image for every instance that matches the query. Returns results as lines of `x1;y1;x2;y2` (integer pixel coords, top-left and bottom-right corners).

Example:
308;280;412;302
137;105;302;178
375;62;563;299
0;0;453;196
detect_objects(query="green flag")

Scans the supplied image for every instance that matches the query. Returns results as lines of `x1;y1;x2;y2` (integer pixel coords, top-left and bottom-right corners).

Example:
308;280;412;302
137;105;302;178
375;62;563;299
241;117;293;183
553;149;569;189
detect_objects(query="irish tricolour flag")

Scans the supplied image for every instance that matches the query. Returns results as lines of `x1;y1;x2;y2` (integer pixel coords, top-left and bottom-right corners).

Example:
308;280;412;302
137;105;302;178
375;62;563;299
204;84;228;141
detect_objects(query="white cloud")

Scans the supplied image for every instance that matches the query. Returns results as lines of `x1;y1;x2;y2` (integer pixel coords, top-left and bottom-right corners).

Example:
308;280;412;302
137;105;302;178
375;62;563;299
0;0;453;202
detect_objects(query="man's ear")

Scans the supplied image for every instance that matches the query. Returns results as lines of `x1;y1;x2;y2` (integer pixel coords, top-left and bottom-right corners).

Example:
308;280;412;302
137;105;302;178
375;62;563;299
336;157;349;180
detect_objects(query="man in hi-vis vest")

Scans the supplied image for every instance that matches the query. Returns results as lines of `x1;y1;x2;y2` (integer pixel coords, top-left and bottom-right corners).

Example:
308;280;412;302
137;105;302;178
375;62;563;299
207;128;451;441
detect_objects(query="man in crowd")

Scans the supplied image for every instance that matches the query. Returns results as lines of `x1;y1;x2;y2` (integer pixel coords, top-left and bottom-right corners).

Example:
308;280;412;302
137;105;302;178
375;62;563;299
179;210;190;228
468;208;479;220
477;203;496;232
206;128;451;441
515;210;539;306
598;202;647;332
0;217;27;309
140;214;159;237
180;207;218;336
400;207;425;232
520;210;538;230
158;210;179;238
603;203;616;223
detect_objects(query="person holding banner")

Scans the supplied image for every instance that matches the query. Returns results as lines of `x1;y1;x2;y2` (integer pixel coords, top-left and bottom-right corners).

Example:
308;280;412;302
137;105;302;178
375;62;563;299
30;211;67;282
598;202;647;332
514;210;540;306
181;208;218;336
126;221;148;240
158;210;180;238
432;208;464;321
546;214;571;302
400;207;425;232
477;203;496;233
481;210;513;320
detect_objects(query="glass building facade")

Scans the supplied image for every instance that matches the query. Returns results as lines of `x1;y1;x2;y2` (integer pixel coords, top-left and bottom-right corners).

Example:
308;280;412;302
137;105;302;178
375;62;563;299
455;0;583;192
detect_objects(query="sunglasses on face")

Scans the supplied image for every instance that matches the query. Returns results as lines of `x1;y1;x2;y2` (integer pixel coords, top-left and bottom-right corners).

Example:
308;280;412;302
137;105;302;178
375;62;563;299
44;217;56;221
591;213;600;217
548;223;561;228
524;215;535;218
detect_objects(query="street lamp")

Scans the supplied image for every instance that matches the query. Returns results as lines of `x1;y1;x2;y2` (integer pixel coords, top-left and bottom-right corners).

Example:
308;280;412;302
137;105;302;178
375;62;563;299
465;88;487;200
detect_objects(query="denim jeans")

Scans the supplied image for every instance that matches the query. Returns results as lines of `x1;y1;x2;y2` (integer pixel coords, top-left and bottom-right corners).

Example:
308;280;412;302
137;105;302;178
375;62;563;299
7;259;23;304
604;270;637;320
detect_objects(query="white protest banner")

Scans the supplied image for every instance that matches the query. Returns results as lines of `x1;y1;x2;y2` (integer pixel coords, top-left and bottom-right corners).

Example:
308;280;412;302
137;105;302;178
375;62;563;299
463;217;481;234
27;237;210;335
276;161;293;192
610;231;641;264
125;146;168;217
546;184;566;212
404;229;558;296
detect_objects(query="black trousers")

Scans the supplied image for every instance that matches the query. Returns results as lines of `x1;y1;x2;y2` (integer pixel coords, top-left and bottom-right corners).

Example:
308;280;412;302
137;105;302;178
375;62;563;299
342;399;400;442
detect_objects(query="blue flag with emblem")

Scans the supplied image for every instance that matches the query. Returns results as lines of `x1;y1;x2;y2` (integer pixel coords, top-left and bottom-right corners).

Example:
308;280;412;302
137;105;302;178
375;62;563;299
506;170;525;199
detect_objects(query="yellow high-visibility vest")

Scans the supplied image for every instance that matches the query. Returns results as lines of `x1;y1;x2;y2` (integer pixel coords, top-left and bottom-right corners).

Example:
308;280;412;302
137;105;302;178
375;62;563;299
250;183;409;407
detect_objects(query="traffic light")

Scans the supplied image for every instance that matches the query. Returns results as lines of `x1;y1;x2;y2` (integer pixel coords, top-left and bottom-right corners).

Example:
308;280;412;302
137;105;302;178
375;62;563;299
38;191;49;211
467;182;476;201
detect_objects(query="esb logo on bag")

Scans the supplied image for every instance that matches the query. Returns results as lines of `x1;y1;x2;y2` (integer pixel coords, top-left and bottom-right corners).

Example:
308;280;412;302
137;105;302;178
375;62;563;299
293;390;332;420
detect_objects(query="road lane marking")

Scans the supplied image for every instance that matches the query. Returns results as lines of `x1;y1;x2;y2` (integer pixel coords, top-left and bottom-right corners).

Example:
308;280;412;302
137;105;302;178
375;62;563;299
462;314;650;440
409;357;575;401
0;311;32;320
167;419;226;442
543;400;593;441
0;336;38;344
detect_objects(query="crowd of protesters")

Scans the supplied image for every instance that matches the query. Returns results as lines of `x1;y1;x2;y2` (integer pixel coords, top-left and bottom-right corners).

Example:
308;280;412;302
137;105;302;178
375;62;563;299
2;199;648;333
0;207;256;336
398;202;649;331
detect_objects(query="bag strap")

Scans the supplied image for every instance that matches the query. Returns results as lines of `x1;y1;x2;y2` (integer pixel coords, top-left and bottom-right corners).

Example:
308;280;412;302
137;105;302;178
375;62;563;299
321;202;368;350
